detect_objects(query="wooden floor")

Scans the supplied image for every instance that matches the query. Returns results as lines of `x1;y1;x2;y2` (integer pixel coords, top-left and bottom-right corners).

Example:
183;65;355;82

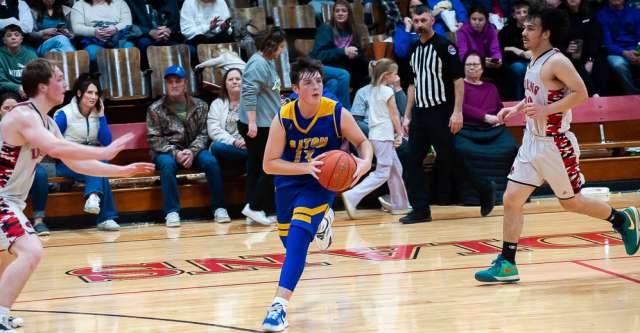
5;192;640;332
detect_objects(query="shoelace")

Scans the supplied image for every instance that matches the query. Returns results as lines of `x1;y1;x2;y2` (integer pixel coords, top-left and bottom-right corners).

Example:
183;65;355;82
266;304;285;320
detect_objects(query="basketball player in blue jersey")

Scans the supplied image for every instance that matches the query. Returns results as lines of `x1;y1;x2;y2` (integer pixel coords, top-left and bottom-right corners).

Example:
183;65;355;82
259;57;373;332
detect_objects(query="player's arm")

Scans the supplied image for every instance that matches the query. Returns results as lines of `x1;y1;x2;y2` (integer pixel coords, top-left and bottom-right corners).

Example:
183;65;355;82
263;116;322;177
15;112;131;161
61;159;155;177
545;55;588;114
340;108;373;186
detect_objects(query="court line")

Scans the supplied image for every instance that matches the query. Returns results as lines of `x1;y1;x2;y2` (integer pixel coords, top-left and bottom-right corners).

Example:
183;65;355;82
572;261;640;284
9;309;260;332
16;255;640;305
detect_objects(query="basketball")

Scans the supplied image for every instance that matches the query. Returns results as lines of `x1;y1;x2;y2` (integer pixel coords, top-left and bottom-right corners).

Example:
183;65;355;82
318;150;357;192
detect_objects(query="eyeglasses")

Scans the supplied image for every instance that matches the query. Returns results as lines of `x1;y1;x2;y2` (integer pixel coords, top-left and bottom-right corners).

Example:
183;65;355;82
465;63;482;67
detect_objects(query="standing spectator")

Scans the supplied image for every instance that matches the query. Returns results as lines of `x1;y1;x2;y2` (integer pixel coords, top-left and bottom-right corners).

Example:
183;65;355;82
499;0;530;100
125;0;181;66
30;0;75;56
147;65;230;227
342;59;410;218
0;92;51;236
238;28;286;226
180;0;233;55
561;0;604;96
70;0;135;63
456;6;502;69
399;5;465;224
597;0;640;95
0;0;33;33
310;0;370;108
0;25;37;98
54;74;121;231
207;68;247;168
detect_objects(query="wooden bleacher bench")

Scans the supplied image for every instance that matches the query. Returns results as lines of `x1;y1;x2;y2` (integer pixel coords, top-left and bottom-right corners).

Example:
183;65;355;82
505;95;640;182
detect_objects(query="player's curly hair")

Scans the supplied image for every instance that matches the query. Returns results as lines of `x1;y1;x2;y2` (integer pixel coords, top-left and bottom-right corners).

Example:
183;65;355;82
526;8;569;47
290;57;324;85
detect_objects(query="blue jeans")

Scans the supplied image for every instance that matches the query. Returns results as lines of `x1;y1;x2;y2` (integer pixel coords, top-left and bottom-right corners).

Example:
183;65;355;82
84;41;135;62
323;65;351;109
607;55;640;95
508;61;528;100
56;161;118;223
37;35;76;56
29;164;49;219
153;150;224;214
209;141;248;168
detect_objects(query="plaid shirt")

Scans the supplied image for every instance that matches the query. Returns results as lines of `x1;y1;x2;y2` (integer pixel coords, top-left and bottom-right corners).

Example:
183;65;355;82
146;94;210;158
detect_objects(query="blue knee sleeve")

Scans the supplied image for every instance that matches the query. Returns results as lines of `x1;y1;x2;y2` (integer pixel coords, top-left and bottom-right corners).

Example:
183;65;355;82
278;225;313;291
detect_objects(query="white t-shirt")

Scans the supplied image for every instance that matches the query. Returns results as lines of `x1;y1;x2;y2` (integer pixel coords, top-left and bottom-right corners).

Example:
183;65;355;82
367;85;395;141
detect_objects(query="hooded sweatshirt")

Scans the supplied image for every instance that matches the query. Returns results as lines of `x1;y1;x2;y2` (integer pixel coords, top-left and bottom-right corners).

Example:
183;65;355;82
0;45;37;93
455;21;502;61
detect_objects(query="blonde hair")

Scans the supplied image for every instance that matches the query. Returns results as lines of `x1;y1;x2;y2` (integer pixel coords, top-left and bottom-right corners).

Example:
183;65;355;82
369;58;398;86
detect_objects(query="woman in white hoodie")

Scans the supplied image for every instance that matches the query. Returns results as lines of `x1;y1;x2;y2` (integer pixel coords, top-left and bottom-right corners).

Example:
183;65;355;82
53;73;121;231
207;68;247;168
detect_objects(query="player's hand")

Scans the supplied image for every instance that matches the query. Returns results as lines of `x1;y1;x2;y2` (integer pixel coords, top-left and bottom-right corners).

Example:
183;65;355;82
307;152;326;179
120;162;155;177
449;111;463;134
402;117;411;136
523;103;549;120
496;106;515;123
103;133;134;160
350;154;371;187
247;122;257;138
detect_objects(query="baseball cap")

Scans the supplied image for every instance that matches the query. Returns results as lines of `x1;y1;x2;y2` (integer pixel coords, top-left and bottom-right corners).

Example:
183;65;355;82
164;65;186;79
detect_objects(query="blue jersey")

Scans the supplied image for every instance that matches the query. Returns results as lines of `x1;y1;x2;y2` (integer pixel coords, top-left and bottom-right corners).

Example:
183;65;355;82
274;97;343;189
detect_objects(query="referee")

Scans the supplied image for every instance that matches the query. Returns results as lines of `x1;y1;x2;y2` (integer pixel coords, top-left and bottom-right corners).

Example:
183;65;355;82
400;5;464;224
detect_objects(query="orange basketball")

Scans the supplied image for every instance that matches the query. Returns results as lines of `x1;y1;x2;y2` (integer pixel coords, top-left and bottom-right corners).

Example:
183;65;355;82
318;150;357;192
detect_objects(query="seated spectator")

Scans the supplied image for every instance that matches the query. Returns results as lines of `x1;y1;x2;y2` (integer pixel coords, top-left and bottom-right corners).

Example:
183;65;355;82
70;0;135;63
0;0;33;33
499;0;530;100
454;51;517;214
147;65;230;227
125;0;181;65
207;68;247;168
180;0;233;54
0;92;51;235
30;0;75;56
54;74;121;231
561;0;605;96
597;0;640;95
363;0;402;35
394;0;422;59
0;25;37;98
461;0;511;20
456;6;502;70
310;0;370;109
425;0;468;35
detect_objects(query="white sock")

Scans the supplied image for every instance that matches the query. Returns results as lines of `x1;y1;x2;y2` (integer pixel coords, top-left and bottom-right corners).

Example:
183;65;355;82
273;297;288;308
0;306;9;317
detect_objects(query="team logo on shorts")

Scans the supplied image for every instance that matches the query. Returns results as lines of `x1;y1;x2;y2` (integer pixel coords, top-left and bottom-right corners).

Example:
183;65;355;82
448;45;457;55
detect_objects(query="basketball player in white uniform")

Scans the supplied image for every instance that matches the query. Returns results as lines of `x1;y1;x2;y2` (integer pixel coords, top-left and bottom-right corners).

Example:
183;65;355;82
0;59;155;333
474;8;640;283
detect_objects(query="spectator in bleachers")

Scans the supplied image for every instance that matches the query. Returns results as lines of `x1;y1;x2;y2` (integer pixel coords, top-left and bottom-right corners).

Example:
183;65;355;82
499;0;530;100
238;28;286;226
597;0;640;95
310;0;369;108
207;68;247;168
0;92;51;235
147;65;230;227
561;0;604;96
425;0;468;35
456;6;502;69
0;25;37;98
461;0;511;20
363;0;403;35
394;0;422;58
126;0;181;62
180;0;233;53
0;0;33;32
70;0;135;63
53;74;121;231
30;0;75;56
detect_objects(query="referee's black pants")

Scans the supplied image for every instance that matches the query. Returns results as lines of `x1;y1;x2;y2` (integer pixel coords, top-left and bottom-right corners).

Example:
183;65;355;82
406;104;455;214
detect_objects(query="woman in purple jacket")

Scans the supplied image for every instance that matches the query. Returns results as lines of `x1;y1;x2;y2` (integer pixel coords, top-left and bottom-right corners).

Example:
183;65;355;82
456;6;502;70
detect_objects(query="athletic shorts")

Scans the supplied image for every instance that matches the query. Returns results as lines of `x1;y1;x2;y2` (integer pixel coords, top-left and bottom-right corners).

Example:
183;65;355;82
0;197;34;252
275;182;335;238
508;130;584;200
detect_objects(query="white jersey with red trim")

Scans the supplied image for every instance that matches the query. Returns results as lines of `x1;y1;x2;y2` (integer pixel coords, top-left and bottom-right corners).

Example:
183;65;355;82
0;102;60;209
523;48;572;136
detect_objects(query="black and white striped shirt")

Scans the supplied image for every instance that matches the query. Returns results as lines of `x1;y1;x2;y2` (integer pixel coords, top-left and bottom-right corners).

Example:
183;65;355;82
409;34;463;109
